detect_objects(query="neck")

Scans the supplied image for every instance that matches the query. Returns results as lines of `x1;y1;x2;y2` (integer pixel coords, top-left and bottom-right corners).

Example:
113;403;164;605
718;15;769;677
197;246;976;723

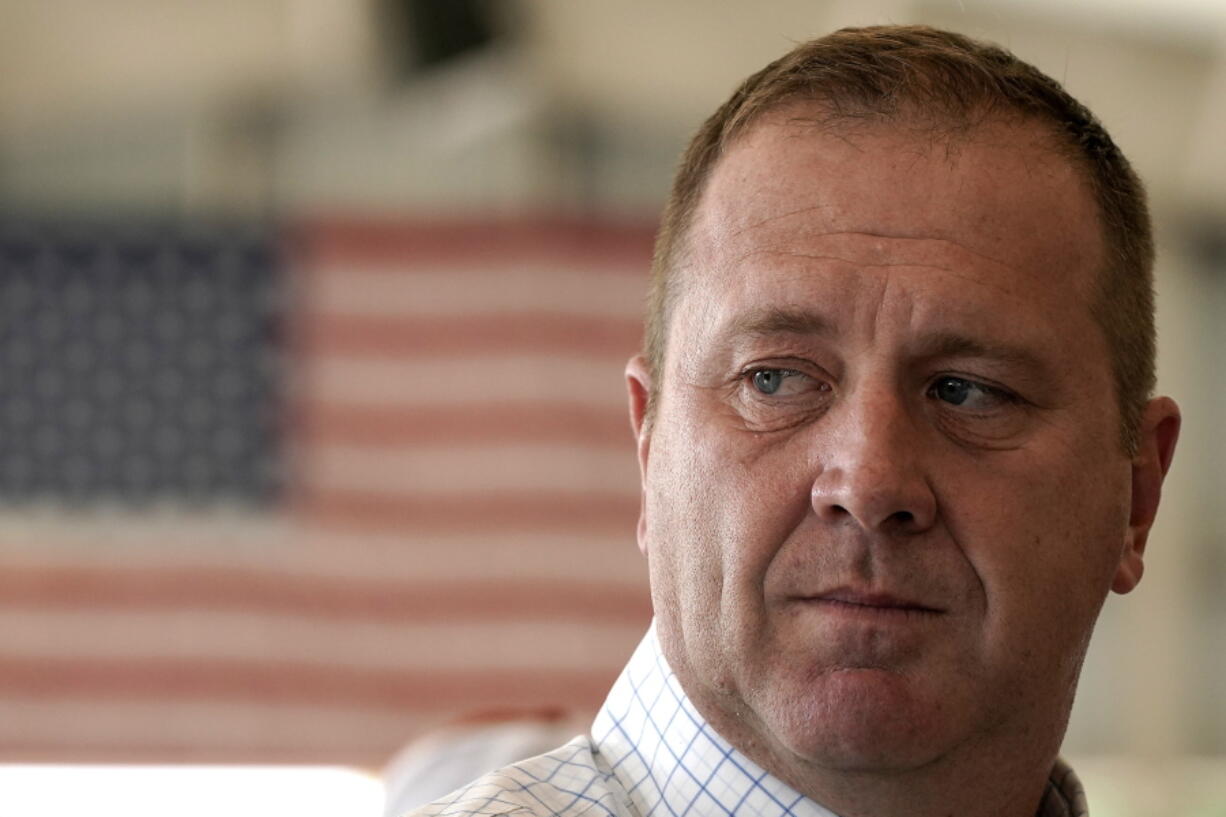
776;747;1055;817
692;679;1070;817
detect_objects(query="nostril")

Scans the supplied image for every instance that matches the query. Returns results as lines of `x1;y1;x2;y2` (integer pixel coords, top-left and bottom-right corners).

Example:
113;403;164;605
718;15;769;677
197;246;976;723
892;511;915;524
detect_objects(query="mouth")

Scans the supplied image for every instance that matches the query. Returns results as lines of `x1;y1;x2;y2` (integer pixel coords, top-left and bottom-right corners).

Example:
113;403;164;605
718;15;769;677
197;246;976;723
802;588;945;617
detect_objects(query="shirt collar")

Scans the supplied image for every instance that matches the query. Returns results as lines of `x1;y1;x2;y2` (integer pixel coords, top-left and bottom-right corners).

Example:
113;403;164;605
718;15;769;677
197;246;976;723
591;623;1089;817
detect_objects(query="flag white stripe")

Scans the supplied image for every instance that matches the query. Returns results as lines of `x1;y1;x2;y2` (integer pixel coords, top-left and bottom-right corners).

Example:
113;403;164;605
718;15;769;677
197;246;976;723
305;265;646;318
302;355;628;407
0;699;434;759
303;443;639;498
0;528;645;584
0;611;642;672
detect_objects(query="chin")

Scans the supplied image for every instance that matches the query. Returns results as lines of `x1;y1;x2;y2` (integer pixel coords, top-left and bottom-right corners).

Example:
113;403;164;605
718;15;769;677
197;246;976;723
761;667;965;772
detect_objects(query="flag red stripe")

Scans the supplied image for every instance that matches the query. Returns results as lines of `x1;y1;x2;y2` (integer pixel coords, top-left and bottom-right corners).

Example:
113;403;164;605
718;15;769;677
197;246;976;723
0;566;650;623
296;491;639;534
298;313;642;358
297;404;630;447
0;741;403;766
0;656;617;710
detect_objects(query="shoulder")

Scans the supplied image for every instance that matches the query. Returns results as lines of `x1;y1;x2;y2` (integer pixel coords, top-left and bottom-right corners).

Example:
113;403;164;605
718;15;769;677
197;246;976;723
400;737;631;817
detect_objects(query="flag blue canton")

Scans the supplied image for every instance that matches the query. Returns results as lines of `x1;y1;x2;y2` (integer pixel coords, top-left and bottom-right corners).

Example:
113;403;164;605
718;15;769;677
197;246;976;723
0;221;283;506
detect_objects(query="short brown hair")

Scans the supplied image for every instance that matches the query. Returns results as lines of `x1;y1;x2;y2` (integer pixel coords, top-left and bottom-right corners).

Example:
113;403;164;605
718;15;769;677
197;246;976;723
645;25;1154;453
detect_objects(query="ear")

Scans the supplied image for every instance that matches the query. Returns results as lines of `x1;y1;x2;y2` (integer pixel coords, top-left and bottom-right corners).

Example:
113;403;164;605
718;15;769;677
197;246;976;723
625;355;653;557
1112;396;1181;594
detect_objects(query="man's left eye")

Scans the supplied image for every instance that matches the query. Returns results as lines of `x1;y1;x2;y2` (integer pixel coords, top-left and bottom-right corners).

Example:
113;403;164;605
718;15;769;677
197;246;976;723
929;376;1013;411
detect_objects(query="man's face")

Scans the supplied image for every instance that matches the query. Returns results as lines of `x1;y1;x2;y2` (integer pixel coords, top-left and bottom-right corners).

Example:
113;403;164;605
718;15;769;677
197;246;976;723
628;111;1173;778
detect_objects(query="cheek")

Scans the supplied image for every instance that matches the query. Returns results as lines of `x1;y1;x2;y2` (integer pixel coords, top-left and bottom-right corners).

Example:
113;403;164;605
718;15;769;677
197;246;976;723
947;446;1131;652
642;420;721;614
644;409;813;631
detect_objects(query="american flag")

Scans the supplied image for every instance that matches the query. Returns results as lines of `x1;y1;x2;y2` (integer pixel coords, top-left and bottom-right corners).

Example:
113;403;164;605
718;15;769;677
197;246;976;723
0;217;654;765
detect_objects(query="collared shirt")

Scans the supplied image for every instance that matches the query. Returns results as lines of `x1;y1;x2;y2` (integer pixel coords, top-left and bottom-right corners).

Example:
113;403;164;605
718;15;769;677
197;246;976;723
405;625;1088;817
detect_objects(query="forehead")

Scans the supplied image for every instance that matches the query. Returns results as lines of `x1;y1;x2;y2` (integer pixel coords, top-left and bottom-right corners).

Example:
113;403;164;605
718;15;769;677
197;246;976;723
681;109;1105;326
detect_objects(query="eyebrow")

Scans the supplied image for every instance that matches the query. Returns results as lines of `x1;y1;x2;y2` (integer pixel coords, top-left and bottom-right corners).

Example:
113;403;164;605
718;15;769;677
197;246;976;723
917;331;1051;376
723;306;834;340
719;308;1052;375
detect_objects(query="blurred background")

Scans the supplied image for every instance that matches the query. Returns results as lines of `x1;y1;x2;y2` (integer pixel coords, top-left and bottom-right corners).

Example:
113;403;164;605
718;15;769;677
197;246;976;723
0;1;1221;815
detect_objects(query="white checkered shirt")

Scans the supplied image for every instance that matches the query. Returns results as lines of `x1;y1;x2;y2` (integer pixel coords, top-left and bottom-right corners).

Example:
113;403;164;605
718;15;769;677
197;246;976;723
404;624;1088;817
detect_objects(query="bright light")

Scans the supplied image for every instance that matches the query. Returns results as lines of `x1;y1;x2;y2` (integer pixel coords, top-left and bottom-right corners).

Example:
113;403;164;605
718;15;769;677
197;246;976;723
0;765;384;817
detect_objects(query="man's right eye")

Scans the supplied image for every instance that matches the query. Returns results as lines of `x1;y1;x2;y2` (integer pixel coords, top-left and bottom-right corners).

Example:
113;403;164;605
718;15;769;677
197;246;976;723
746;368;821;398
751;368;791;395
737;366;833;431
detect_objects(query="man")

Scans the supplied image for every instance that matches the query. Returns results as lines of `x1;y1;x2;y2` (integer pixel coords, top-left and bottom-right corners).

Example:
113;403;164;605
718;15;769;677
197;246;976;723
408;25;1180;817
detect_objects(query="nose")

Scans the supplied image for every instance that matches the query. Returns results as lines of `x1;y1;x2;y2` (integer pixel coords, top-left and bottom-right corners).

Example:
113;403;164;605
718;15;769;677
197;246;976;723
810;386;937;535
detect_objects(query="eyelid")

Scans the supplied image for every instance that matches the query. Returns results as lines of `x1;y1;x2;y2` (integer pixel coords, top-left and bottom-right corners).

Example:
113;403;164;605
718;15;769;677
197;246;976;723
733;363;835;432
928;376;1030;446
738;355;832;380
741;363;830;391
930;373;1022;401
737;360;836;406
744;366;806;392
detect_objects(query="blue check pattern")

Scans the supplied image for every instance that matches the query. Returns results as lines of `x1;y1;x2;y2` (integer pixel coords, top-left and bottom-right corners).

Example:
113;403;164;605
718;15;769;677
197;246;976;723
406;624;1086;817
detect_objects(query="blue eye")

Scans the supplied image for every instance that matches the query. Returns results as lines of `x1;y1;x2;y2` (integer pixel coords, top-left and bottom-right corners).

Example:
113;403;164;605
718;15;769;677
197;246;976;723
752;369;787;395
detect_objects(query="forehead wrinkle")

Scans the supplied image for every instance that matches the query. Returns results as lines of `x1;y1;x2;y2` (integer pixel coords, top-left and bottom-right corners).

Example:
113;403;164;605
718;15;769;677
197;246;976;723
738;248;955;273
728;229;1016;273
726;243;1040;306
734;203;839;236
